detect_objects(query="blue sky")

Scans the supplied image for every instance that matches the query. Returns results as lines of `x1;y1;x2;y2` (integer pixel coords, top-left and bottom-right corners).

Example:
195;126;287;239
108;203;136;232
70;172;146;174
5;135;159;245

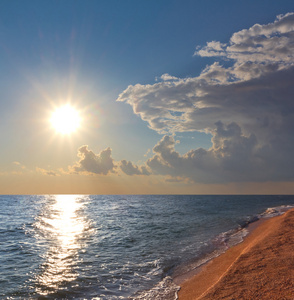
0;0;294;194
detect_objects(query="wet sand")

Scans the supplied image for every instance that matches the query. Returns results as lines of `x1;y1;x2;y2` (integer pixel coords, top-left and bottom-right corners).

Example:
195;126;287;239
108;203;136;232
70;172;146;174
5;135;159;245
177;208;294;299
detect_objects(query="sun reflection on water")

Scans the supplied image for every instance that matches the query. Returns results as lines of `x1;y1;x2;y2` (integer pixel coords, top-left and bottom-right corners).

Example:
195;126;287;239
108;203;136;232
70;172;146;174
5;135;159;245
34;195;91;296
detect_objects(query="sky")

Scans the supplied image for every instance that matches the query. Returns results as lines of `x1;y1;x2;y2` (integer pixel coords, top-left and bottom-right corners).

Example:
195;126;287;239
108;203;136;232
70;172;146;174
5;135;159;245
0;0;294;194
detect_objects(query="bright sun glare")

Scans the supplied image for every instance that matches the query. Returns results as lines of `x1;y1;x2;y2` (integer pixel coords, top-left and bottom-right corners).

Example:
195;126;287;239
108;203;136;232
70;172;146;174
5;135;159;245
50;105;81;134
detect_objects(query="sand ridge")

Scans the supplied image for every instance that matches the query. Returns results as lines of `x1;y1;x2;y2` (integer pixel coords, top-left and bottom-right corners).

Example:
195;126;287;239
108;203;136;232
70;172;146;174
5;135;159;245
178;209;294;299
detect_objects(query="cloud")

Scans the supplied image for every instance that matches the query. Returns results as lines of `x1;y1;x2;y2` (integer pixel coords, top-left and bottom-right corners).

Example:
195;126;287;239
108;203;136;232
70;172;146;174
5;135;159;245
72;145;116;175
117;13;294;134
36;167;59;176
117;13;294;183
159;73;179;81
196;12;294;81
147;125;294;183
144;149;151;157
165;176;188;183
120;160;150;176
13;161;26;169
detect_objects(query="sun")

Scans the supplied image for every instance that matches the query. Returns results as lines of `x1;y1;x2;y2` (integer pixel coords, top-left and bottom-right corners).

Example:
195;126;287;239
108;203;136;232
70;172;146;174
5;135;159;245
50;105;81;134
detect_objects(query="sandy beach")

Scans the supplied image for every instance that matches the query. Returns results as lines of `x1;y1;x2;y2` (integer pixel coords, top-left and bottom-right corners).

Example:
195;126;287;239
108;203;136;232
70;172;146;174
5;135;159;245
177;208;294;300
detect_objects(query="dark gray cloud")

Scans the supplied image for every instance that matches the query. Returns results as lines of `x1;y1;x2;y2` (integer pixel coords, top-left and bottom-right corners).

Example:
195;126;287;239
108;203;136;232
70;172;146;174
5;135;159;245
117;13;294;183
120;160;150;176
73;145;116;175
147;123;294;183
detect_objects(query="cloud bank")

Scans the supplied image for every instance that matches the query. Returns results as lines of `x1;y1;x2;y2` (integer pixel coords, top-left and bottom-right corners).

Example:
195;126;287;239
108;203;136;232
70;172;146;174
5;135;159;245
116;13;294;183
69;146;151;177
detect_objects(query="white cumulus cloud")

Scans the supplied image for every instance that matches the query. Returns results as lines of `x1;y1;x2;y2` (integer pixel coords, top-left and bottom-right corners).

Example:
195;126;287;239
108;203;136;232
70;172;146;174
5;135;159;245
117;13;294;183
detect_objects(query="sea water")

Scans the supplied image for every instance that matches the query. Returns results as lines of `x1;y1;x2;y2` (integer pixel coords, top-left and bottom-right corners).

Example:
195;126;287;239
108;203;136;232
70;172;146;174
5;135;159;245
0;195;293;299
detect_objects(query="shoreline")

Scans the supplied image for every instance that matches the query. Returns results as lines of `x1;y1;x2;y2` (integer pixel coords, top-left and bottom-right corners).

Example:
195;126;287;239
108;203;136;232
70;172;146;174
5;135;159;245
176;208;294;299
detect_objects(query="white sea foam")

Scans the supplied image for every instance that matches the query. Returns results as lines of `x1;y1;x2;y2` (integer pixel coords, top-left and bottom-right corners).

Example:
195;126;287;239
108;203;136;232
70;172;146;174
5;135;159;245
132;276;180;300
259;204;294;218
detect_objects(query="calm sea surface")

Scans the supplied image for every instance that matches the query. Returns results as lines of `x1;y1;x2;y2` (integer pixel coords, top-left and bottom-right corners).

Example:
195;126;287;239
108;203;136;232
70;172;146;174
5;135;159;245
0;195;293;299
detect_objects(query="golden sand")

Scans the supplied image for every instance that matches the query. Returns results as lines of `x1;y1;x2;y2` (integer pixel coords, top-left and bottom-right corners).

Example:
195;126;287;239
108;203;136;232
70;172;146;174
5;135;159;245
178;209;294;300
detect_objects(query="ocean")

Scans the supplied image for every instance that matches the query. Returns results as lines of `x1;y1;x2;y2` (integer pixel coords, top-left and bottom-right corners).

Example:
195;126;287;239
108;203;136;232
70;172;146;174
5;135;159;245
0;195;293;299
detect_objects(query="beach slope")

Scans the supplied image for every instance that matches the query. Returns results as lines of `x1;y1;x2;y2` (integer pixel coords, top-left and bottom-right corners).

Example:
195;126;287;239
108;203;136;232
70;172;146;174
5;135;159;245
178;209;294;299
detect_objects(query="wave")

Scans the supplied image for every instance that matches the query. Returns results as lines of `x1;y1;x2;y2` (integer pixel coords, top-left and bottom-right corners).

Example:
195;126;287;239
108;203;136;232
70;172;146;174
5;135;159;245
137;204;294;300
1;195;294;299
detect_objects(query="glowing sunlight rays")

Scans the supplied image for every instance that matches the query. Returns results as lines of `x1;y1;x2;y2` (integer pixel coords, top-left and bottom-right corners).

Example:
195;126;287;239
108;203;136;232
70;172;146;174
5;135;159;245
50;105;81;135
